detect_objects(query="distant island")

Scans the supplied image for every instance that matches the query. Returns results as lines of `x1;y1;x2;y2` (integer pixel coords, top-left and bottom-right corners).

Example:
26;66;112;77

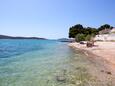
0;35;46;40
57;38;74;42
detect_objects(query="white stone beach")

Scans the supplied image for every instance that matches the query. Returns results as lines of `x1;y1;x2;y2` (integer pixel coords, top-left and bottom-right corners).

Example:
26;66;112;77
69;42;115;72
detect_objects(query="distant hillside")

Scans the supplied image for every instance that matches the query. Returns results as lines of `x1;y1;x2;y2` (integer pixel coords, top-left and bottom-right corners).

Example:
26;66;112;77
57;38;75;42
0;35;46;40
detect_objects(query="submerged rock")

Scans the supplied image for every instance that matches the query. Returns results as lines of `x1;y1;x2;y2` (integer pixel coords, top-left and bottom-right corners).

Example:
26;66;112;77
56;75;66;82
55;69;67;83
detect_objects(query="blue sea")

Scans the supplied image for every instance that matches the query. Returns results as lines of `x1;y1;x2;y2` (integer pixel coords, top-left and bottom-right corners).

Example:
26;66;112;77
0;39;102;86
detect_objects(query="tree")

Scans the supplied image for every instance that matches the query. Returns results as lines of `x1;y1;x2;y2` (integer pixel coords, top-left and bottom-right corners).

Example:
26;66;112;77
69;24;84;38
68;24;114;39
98;24;113;31
75;34;85;42
69;24;98;38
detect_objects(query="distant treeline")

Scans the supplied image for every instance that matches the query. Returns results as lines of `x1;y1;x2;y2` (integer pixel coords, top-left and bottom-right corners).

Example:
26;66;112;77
69;24;113;38
69;24;113;42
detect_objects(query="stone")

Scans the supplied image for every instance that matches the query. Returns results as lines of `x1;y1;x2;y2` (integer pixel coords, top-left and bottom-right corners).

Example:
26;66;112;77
56;75;66;82
86;41;93;47
106;71;112;75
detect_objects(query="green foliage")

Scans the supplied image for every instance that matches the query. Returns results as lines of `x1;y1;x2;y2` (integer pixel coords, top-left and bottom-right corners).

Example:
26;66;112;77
69;24;113;39
69;24;84;38
98;24;113;31
85;35;91;41
75;34;85;42
69;24;98;38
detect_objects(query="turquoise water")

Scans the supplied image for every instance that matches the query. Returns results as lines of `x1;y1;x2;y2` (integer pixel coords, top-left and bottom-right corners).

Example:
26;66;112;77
1;39;109;86
0;39;78;86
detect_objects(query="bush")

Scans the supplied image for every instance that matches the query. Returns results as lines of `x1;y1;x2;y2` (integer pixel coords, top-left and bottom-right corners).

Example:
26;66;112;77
75;34;85;42
85;35;91;41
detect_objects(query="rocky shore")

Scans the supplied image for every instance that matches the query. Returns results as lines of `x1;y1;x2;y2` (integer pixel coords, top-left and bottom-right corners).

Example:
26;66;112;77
68;42;115;85
68;42;115;70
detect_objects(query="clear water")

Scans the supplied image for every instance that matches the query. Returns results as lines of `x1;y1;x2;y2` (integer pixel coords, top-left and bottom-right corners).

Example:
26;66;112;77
0;39;108;86
0;39;76;86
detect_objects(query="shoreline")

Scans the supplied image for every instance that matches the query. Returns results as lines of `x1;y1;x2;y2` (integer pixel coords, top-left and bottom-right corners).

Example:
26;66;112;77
68;42;113;72
68;42;115;83
68;42;115;73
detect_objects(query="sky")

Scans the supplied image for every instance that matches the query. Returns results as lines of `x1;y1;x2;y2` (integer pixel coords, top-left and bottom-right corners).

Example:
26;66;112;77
0;0;115;39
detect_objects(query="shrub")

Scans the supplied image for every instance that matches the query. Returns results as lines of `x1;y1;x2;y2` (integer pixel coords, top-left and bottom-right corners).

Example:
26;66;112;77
75;34;85;42
85;35;91;41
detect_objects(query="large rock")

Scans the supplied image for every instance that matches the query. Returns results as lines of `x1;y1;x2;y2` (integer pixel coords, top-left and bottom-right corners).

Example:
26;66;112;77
86;41;94;47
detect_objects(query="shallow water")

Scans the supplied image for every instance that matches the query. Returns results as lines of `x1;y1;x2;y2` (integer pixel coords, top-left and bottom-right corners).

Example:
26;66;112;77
0;39;112;86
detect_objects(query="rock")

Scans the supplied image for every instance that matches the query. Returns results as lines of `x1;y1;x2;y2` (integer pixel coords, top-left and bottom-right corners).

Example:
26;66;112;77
86;41;94;47
106;71;112;75
101;70;112;75
56;75;66;82
80;41;85;44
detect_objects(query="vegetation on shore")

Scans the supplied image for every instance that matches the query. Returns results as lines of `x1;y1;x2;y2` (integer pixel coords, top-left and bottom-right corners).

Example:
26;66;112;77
69;24;113;42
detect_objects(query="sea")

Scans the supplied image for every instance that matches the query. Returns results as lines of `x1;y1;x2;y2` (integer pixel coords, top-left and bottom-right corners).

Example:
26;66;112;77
0;39;102;86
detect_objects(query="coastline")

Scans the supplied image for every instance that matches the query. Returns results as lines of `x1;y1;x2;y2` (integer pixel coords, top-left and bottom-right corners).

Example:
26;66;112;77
68;42;115;83
68;42;115;72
